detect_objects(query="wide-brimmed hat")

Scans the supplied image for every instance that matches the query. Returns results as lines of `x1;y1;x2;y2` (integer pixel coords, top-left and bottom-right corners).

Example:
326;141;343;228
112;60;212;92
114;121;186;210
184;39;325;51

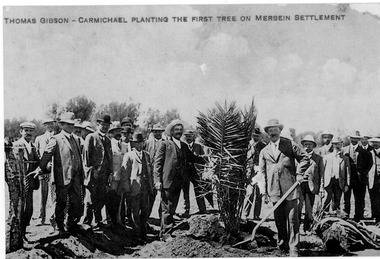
361;133;372;139
20;121;36;129
321;131;334;137
165;119;188;137
369;137;380;143
349;130;361;139
97;114;111;124
263;119;283;133
184;129;196;135
152;123;165;132
301;134;317;147
59;112;76;125
331;136;343;144
109;121;123;132
121;116;133;126
121;126;133;134
74;119;82;128
131;132;144;142
82;121;94;133
42;118;56;124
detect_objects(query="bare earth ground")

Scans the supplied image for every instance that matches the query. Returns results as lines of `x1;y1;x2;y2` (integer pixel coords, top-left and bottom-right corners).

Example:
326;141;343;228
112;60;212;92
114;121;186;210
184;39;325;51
5;182;380;258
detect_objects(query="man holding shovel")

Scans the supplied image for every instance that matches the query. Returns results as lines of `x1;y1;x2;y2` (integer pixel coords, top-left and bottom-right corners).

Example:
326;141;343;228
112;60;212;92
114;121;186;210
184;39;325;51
259;119;310;256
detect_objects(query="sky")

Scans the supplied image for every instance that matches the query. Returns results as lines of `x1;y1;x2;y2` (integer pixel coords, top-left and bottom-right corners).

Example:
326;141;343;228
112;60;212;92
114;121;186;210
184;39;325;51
3;3;380;136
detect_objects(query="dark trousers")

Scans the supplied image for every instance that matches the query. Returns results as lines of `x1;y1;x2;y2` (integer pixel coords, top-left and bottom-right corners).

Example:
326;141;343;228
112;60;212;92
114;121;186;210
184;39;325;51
369;181;380;223
273;199;300;253
55;174;83;230
22;175;36;235
130;190;150;237
345;173;367;220
323;178;342;212
39;174;50;223
160;179;183;235
182;177;213;214
106;189;122;225
299;182;315;231
243;184;262;219
83;174;108;225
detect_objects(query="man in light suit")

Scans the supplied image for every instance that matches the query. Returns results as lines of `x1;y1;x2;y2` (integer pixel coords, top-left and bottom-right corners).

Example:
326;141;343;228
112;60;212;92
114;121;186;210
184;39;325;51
153;119;205;238
259;119;310;256
82;115;113;228
33;112;84;234
299;135;324;232
120;132;154;239
321;136;350;216
316;131;334;157
342;131;372;221
368;137;380;224
34;118;55;226
144;123;165;217
13;122;40;238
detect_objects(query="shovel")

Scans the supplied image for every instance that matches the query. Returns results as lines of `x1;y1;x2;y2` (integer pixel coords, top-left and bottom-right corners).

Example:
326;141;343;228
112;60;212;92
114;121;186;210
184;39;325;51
232;180;301;247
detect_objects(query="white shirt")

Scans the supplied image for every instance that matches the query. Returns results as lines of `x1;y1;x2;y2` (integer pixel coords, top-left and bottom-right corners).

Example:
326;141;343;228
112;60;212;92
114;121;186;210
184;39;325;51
332;150;342;179
270;139;280;157
21;137;32;154
62;129;72;139
362;144;369;150
172;138;181;149
376;147;380;155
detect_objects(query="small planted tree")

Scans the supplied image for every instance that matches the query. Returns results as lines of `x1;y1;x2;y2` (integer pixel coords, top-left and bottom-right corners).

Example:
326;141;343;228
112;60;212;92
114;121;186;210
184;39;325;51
197;100;256;240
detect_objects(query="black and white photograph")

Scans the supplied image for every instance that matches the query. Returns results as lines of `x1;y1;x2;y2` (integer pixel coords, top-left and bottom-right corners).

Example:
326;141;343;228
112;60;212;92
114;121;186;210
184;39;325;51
3;2;380;258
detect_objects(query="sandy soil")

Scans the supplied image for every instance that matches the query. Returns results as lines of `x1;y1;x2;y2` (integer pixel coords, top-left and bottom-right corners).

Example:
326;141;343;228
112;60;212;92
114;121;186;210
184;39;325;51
5;182;380;258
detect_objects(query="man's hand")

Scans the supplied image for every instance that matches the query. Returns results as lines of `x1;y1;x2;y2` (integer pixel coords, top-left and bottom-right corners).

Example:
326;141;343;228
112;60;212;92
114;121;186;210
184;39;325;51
344;185;349;193
263;193;270;204
154;182;162;190
296;174;304;183
27;167;41;178
319;189;325;199
46;161;52;171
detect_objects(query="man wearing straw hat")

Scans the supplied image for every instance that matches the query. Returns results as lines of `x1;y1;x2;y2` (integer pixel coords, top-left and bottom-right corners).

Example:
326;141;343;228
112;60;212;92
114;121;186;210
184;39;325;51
259;119;310;256
153;119;205;239
34;118;55;226
300;134;324;233
316;131;334;157
367;137;380;225
342;131;372;221
82;114;113;228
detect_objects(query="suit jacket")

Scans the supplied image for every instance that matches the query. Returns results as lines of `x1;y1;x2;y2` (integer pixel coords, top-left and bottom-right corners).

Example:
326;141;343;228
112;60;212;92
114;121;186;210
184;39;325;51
34;131;54;158
83;131;113;187
304;152;324;194
259;137;310;202
145;138;164;166
119;149;153;196
343;145;372;185
186;142;205;180
13;138;40;190
153;138;204;189
368;150;380;189
39;131;83;187
110;138;124;181
322;151;350;190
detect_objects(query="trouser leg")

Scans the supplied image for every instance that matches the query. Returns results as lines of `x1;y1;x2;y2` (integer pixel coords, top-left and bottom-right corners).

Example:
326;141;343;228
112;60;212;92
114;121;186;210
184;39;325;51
182;179;190;213
273;200;289;251
192;178;207;213
160;181;182;235
39;175;49;222
55;185;69;231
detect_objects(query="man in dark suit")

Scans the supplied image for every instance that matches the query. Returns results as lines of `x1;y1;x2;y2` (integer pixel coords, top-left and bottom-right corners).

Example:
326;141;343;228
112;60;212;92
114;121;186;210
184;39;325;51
343;131;373;221
300;135;324;232
13;122;40;238
180;129;213;217
32;112;84;234
82;115;113;228
259;119;309;256
153;119;204;238
243;127;267;221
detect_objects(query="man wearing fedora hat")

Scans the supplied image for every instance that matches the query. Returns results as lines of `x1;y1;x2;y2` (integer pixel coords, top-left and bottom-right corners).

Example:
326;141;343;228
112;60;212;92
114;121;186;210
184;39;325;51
34;118;56;226
243;126;267;221
316;131;334;157
321;136;350;217
300;134;324;233
82;114;113;228
33;112;84;234
367;137;380;224
153;119;205;238
342;131;372;221
12;121;40;238
119;132;154;239
259;119;310;256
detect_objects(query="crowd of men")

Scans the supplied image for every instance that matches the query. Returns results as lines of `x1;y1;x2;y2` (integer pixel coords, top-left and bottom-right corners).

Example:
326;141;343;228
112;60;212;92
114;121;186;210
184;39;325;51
4;112;214;252
5;114;380;257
